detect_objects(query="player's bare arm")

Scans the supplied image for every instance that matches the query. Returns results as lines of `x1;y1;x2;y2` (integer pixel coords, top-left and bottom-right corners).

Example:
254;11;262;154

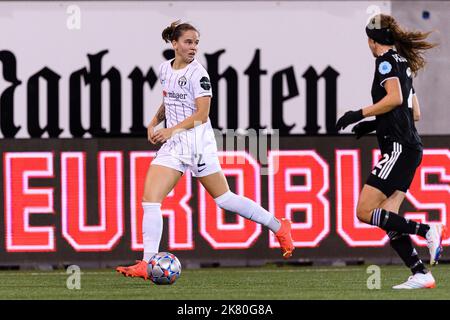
412;94;421;121
362;78;403;117
154;102;166;124
147;101;165;144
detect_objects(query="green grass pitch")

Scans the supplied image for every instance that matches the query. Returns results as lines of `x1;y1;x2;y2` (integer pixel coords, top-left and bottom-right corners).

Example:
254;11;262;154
1;264;450;300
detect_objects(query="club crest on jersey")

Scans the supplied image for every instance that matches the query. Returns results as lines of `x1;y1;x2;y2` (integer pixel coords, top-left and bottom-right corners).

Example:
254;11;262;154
406;67;412;78
378;61;392;75
178;76;187;87
200;76;211;90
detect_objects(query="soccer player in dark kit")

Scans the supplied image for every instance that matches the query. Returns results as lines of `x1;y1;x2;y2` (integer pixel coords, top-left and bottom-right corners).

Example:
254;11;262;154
336;14;446;289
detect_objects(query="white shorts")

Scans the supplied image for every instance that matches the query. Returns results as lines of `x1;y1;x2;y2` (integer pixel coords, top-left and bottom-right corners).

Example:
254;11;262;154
151;150;222;178
152;121;221;177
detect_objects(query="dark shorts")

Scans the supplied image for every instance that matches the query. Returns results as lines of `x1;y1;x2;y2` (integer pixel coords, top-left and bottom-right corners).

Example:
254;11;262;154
366;141;423;197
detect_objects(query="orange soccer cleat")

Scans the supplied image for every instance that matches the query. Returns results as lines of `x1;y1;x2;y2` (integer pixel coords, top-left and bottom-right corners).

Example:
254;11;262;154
116;260;149;280
275;218;295;259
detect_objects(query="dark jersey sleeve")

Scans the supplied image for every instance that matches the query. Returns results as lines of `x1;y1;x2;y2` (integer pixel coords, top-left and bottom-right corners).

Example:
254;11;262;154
375;55;400;88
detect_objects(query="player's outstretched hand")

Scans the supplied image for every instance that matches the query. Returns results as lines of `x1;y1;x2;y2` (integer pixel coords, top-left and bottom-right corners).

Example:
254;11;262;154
351;120;378;139
336;109;364;131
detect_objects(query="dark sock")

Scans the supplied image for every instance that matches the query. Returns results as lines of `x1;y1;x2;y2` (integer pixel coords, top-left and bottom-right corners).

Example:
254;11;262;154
371;208;430;238
387;231;428;275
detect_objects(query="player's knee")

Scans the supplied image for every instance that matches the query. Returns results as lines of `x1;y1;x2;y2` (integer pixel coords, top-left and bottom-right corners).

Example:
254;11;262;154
142;197;156;203
356;204;372;223
142;193;163;203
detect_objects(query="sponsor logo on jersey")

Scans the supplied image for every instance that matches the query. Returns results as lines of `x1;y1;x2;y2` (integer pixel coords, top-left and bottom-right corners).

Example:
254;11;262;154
166;91;188;100
200;76;211;90
378;61;392;75
178;76;187;87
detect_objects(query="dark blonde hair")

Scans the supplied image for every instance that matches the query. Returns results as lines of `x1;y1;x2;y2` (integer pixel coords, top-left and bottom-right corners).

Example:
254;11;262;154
371;14;437;75
161;20;198;43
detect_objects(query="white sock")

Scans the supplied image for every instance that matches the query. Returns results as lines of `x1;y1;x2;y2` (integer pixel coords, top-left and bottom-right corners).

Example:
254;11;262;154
142;202;163;262
214;191;281;233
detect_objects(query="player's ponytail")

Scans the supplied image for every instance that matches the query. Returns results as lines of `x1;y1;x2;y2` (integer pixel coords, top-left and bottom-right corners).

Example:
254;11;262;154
369;14;438;75
162;20;199;43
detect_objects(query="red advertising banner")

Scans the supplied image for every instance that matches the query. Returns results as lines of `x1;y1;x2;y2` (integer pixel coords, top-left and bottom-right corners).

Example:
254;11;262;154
1;136;448;267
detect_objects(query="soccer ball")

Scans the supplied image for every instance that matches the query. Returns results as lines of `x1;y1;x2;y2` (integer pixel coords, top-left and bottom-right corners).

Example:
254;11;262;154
147;252;181;285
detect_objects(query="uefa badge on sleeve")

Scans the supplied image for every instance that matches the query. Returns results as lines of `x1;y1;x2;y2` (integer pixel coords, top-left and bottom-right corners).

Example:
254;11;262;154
378;61;392;75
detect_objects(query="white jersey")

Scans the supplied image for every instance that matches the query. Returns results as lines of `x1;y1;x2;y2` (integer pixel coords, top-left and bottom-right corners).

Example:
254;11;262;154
158;59;217;165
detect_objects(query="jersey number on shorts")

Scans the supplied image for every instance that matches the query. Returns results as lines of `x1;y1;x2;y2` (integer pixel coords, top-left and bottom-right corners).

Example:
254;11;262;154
372;153;390;178
372;143;403;179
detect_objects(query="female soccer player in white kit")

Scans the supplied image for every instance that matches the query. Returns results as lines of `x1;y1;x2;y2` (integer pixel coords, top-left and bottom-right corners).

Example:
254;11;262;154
117;21;294;279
